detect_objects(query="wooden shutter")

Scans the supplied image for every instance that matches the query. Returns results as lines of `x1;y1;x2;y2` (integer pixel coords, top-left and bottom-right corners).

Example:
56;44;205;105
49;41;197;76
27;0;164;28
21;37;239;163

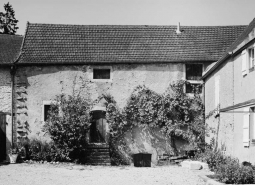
242;50;247;76
243;107;250;147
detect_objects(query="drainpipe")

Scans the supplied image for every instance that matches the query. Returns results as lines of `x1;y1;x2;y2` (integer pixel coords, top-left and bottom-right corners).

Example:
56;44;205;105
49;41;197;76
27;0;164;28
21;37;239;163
10;65;16;147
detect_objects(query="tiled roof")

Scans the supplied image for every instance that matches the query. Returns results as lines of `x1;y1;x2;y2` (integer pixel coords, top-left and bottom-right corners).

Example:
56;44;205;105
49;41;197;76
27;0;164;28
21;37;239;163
228;18;255;52
0;34;23;65
18;23;247;64
203;18;255;79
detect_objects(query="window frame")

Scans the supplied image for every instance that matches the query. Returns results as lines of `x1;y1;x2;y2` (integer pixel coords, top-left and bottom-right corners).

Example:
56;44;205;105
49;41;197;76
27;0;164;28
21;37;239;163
41;100;56;122
248;47;255;71
91;66;113;82
184;63;203;94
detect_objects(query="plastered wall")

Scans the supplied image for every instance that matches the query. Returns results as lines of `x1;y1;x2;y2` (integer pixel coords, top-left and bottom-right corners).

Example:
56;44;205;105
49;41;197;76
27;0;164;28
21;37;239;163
204;58;235;155
205;51;255;163
14;63;186;163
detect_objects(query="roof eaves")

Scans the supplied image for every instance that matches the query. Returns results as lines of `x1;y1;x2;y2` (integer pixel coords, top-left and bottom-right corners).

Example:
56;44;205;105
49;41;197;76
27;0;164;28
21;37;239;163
201;52;231;80
202;19;255;79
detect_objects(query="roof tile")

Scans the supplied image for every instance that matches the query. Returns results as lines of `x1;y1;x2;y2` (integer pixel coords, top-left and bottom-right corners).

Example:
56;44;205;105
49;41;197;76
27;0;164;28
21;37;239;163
19;23;247;64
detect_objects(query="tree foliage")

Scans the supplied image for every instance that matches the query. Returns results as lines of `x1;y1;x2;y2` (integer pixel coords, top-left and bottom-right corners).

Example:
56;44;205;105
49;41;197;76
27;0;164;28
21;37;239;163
43;95;91;162
0;2;19;34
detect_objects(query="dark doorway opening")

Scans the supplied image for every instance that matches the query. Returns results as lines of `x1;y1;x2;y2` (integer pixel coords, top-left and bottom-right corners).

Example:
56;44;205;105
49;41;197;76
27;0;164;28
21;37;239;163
0;113;6;162
90;111;107;143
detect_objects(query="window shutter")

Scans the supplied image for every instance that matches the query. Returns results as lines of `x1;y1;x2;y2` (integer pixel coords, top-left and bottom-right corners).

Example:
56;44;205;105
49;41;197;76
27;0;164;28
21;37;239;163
243;107;250;147
242;50;247;76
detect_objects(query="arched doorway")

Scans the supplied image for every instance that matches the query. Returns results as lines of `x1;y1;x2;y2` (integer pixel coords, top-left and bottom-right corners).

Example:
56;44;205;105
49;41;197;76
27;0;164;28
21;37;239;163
90;111;108;143
90;98;109;144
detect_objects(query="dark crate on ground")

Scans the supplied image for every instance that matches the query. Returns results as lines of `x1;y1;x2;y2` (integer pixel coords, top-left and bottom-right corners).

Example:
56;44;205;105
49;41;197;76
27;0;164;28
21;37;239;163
133;153;151;167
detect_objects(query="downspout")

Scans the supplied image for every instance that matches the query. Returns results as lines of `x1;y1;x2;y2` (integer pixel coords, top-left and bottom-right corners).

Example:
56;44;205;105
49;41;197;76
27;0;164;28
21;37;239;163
10;64;16;147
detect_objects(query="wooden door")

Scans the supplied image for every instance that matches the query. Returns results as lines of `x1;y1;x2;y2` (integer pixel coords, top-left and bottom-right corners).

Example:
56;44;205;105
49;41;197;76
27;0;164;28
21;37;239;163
0;113;6;162
90;111;108;143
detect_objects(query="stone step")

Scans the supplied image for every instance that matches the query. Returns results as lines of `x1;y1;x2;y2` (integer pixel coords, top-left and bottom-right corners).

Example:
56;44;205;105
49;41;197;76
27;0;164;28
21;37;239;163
85;163;111;166
86;159;111;163
86;152;110;155
87;144;109;148
87;148;109;151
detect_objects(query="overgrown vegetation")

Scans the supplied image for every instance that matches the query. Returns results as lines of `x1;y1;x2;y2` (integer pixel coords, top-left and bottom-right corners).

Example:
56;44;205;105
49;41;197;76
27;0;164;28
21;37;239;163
195;149;255;184
105;80;206;157
43;95;91;163
0;2;19;34
16;80;206;165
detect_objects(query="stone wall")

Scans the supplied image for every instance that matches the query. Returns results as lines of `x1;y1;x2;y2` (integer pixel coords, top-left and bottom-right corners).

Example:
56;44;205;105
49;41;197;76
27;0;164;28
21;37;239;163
14;63;187;163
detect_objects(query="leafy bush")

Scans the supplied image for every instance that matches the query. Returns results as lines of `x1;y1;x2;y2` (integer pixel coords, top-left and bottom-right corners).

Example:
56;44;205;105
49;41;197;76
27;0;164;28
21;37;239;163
194;149;234;172
43;95;91;163
217;161;255;184
196;149;255;184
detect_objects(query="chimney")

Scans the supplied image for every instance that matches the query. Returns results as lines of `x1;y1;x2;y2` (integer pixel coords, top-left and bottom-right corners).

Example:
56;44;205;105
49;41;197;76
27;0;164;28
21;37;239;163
176;22;182;34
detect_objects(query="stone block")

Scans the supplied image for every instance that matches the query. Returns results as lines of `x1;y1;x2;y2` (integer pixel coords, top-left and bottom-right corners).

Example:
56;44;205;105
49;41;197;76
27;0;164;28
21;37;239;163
180;160;190;168
189;161;202;170
199;162;209;170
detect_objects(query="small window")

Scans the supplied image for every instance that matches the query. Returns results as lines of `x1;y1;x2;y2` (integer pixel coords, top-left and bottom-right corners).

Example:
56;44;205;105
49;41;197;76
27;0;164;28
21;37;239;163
248;48;254;70
93;69;111;79
44;104;51;122
186;64;203;81
186;83;202;94
185;64;203;94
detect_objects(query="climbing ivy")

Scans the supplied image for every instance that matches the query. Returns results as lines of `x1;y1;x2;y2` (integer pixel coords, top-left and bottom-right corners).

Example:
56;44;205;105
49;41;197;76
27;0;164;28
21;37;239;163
104;80;207;154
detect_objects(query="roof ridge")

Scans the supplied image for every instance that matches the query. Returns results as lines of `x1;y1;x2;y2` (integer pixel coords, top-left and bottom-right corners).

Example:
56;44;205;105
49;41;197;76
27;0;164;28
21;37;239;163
27;22;247;28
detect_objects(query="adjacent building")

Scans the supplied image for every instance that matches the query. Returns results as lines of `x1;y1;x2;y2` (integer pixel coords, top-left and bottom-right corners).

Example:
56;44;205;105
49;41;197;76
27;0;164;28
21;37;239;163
0;34;23;162
203;18;255;163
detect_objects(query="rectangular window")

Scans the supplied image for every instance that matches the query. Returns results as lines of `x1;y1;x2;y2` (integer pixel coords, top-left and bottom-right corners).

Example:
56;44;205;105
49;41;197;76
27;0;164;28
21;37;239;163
93;69;111;79
185;83;202;94
42;100;56;122
186;64;203;81
248;48;254;70
44;104;51;121
185;64;203;94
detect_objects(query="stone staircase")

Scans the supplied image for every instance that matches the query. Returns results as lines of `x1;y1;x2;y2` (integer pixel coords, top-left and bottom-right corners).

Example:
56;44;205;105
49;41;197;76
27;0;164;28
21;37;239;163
85;143;111;165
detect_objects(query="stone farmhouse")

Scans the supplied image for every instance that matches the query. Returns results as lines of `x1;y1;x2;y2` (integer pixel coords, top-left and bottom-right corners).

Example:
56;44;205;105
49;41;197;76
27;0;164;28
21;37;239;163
203;18;255;163
0;22;247;163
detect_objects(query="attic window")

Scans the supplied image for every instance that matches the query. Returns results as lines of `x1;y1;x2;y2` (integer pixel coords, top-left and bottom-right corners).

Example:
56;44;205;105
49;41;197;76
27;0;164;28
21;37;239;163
185;64;203;94
186;64;203;81
93;69;111;79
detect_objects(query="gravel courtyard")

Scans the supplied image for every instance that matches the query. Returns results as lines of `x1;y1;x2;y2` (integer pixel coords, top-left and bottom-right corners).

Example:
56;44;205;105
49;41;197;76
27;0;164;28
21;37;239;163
0;163;210;185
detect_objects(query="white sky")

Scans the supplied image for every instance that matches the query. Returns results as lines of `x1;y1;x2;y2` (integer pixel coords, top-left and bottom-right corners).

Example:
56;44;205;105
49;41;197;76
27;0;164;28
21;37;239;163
3;0;255;35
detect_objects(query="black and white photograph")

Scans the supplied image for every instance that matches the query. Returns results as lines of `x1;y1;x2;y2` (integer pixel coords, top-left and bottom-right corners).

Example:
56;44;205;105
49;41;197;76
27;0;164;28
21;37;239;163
0;0;255;184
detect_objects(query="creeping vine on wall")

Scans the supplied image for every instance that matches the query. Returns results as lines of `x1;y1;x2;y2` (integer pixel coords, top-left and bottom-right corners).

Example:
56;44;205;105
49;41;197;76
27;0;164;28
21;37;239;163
104;80;208;156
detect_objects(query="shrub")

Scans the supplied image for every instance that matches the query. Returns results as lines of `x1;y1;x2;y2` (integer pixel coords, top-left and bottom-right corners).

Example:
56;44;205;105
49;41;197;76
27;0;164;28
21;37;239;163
196;149;255;184
194;149;228;171
43;95;91;163
217;161;255;184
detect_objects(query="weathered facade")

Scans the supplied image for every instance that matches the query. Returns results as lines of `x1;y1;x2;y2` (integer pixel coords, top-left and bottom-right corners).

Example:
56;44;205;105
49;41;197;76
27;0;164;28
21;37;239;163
0;34;23;162
203;18;255;163
2;22;247;163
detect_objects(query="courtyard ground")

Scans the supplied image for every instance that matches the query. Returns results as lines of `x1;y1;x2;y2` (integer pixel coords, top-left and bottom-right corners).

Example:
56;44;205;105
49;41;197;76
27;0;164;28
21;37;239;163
0;163;211;185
